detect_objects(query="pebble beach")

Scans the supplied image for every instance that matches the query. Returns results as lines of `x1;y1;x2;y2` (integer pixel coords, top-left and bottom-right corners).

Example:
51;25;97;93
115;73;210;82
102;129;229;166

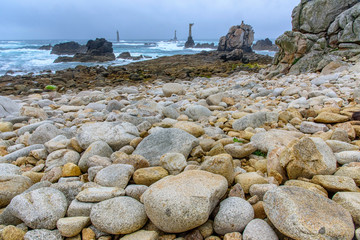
0;57;360;239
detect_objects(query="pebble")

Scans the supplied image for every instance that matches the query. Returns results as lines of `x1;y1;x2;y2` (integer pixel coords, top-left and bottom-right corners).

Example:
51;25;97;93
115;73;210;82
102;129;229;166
76;186;125;202
242;219;278;240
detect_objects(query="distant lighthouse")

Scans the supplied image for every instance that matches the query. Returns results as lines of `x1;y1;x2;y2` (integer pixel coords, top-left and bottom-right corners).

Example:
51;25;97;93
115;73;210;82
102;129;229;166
116;30;120;42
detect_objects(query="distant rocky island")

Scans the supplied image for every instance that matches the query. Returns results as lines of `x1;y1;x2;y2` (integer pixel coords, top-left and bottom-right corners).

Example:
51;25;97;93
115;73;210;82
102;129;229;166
252;38;278;51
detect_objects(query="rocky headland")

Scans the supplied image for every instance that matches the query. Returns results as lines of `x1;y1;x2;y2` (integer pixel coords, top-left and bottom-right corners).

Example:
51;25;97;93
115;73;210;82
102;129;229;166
252;38;278;52
1;0;360;240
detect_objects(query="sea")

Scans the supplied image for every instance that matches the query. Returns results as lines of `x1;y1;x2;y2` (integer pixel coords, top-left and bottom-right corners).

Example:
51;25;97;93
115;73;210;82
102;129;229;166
0;39;276;76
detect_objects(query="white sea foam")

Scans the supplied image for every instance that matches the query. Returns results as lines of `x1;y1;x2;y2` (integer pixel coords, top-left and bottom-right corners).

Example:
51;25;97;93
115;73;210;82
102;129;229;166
151;41;184;51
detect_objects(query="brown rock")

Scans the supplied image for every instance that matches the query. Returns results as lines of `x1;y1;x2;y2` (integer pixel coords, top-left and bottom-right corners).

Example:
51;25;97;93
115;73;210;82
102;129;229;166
174;122;205;138
252;201;266;219
284;179;328;197
112;152;150;170
314;112;349;123
0;225;25;240
234;172;269;193
312;175;360;193
223;232;242;240
200;154;234;186
133;167;169;186
82;228;95;240
62;163;82;177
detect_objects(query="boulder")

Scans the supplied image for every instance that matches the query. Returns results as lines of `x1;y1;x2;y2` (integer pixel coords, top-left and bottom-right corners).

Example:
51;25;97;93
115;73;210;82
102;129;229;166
252;38;278;51
76;122;139;150
0;175;33;207
280;137;337;179
141;170;228;233
51;41;86;55
218;22;254;53
133;128;199;166
90;196;147;235
264;186;354;240
8;187;68;229
0;96;20;118
54;38;115;62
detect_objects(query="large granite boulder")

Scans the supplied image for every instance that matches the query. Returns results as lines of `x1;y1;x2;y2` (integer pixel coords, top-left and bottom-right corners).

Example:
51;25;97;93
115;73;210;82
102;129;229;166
51;41;86;55
266;0;360;77
264;186;354;240
54;38;115;63
141;170;228;233
218;22;254;53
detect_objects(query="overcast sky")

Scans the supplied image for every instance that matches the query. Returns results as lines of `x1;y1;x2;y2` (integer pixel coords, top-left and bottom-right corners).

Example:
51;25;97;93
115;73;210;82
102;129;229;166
0;0;299;40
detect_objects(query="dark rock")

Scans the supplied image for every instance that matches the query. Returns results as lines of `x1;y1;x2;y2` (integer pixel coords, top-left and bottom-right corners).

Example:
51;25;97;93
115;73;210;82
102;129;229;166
54;38;115;63
117;52;144;60
51;41;86;55
220;49;244;61
218;22;254;53
352;112;360;121
252;38;278;51
185;36;195;48
194;43;217;49
38;44;52;50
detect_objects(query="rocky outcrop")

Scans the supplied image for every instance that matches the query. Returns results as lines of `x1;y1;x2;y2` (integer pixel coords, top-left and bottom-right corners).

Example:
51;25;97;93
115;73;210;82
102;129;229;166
51;42;86;55
38;44;52;50
267;0;360;77
252;38;278;51
54;38;115;63
117;52;146;61
194;43;217;49
218;22;254;53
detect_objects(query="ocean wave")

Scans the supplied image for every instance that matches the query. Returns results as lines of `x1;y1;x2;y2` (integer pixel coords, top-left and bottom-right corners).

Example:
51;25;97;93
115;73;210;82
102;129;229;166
150;41;184;51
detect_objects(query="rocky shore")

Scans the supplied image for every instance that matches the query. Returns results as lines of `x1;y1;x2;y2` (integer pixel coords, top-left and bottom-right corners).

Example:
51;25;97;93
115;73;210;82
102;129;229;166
0;54;360;239
1;0;360;239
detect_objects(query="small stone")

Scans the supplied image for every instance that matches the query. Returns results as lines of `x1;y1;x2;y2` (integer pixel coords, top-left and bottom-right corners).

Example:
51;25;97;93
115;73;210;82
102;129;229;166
228;183;245;199
78;141;113;172
235;172;269;193
200;154;234;186
56;216;90;237
160;152;187;175
232;112;279;131
300;121;329;134
284;179;328;197
82;228;96;240
94;164;134;188
214;197;254;235
22;171;44;183
197;220;213;238
335;166;360;185
315;112;349;123
76;187;125;203
90;196;148;235
312;175;360;192
335;151;360;165
133;167;169;186
24;229;62;240
184;105;212;121
252;201;266;219
223;232;242;240
62;163;82;177
67;199;95;217
28;123;61;145
120;230;159;240
112;152;150;170
162;83;185;97
0;122;13;132
224;143;256;159
333;192;360;225
174;121;205;137
125;184;148;201
44;135;70;153
326;140;359;153
0;225;25;240
45;149;80;169
41;166;62;183
242;219;278;240
249;184;278;201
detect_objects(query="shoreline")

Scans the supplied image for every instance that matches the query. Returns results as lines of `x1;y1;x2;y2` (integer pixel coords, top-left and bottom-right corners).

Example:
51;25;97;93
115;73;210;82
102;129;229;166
0;50;273;96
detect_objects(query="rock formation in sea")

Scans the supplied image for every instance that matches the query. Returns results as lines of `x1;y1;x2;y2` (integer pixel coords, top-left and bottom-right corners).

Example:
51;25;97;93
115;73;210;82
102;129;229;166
50;41;87;55
185;23;195;48
54;38;116;63
217;21;255;62
252;38;278;51
266;0;360;77
194;43;217;49
218;21;254;53
38;44;52;50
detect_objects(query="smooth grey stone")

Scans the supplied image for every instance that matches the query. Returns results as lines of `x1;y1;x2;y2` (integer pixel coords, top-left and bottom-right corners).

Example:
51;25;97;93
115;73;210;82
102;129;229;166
17;120;53;135
0;144;45;163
